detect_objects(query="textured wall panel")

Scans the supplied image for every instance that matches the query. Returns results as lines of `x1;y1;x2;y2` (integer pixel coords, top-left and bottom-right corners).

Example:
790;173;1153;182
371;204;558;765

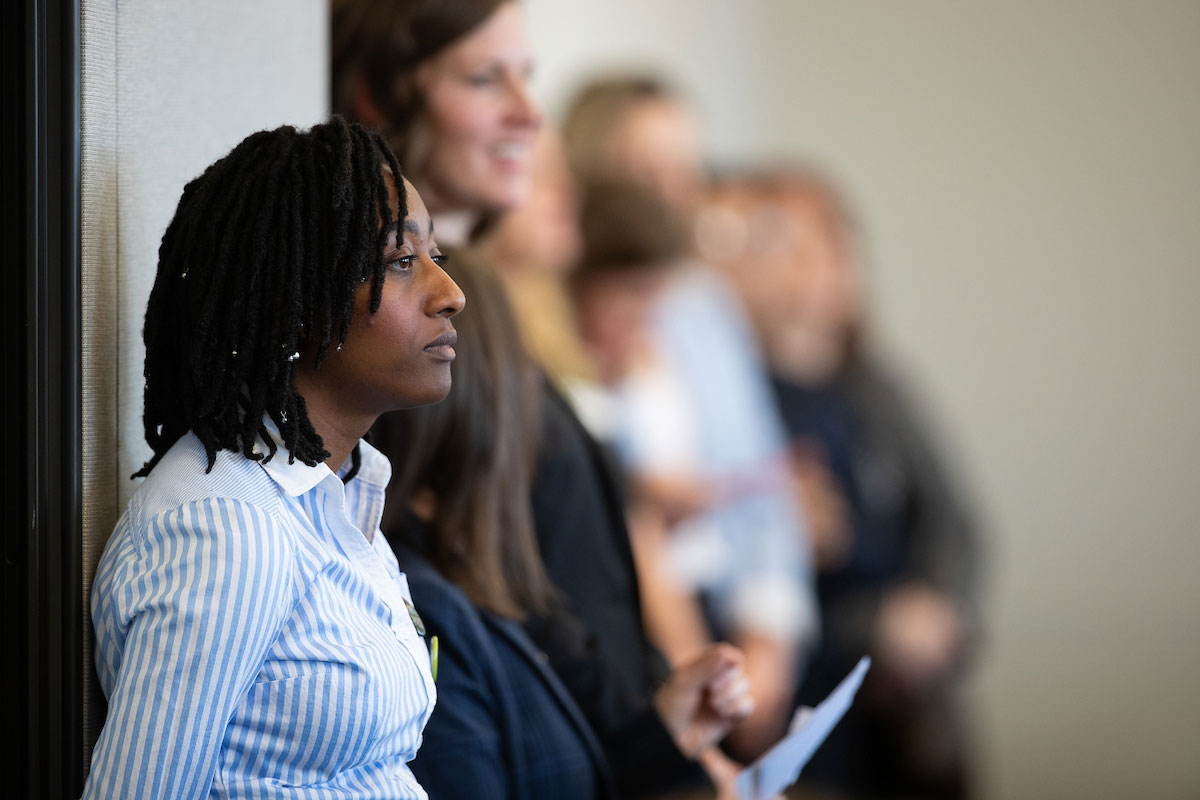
80;0;118;764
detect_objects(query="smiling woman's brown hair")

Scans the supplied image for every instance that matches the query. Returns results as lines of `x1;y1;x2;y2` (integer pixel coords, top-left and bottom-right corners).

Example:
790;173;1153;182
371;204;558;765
372;251;553;619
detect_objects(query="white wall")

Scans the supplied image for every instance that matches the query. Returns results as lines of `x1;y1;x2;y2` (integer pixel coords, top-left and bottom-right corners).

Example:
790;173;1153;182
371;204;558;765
524;2;1200;798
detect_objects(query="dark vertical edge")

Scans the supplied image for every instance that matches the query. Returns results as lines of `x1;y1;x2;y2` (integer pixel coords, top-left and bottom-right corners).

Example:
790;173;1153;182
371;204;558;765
3;0;84;796
0;0;32;788
62;0;86;791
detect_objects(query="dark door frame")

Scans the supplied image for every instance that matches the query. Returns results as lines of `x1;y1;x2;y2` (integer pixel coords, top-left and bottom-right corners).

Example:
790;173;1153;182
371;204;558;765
2;0;84;796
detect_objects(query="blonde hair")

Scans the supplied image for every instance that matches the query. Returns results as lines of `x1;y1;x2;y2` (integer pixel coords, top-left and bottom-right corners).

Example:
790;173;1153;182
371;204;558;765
561;75;671;184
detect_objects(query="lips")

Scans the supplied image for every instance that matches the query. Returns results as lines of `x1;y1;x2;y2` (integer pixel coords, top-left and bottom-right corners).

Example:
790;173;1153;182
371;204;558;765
424;330;457;361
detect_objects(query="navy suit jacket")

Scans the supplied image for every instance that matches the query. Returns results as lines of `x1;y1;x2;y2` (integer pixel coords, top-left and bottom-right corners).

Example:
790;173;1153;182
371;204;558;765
396;545;617;800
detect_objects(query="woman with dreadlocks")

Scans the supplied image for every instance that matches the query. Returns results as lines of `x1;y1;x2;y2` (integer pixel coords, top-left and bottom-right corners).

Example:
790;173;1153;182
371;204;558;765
84;117;463;799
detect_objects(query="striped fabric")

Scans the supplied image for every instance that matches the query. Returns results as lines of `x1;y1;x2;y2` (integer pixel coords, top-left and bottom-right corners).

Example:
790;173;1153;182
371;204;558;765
83;428;436;799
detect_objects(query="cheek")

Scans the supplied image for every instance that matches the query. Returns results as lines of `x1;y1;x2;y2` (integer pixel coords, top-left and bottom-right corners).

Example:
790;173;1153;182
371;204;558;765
426;89;497;157
348;285;418;351
370;298;421;348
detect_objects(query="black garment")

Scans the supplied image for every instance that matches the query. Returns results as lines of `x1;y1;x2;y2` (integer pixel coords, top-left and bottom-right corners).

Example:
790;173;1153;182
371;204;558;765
773;359;981;799
527;379;703;798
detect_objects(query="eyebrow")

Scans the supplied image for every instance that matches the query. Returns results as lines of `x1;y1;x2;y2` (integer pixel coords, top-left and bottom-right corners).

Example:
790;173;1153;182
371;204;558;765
402;218;435;236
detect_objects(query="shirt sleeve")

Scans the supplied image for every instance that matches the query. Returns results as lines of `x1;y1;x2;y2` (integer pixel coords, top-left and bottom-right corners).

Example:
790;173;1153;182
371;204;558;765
84;497;296;799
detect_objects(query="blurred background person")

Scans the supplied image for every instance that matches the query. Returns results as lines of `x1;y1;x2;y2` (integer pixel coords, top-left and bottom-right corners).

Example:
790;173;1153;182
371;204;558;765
563;76;820;761
701;167;982;798
331;0;542;240
566;179;717;670
374;255;754;799
332;2;744;794
474;125;597;385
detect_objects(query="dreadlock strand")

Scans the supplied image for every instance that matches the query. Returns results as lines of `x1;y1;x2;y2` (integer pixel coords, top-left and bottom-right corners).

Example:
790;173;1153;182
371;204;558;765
366;131;394;315
332;125;375;349
233;134;299;462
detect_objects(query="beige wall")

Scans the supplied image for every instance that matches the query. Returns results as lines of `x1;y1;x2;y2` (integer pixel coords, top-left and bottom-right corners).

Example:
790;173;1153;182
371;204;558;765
526;2;1200;797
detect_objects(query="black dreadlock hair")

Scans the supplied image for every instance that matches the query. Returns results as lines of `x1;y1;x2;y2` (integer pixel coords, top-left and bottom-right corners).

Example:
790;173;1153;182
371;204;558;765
134;116;406;479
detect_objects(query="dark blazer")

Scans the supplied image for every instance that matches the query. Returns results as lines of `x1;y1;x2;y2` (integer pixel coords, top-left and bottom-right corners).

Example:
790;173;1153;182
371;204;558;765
396;543;617;800
528;380;704;796
529;380;660;698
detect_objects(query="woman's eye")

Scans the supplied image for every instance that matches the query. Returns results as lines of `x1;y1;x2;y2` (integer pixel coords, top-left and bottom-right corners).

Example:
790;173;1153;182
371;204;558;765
431;254;450;268
389;255;416;272
465;70;499;88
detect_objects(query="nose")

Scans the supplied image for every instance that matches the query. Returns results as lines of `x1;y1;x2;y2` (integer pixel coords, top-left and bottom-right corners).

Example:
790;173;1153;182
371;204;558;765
505;73;541;130
426;259;465;318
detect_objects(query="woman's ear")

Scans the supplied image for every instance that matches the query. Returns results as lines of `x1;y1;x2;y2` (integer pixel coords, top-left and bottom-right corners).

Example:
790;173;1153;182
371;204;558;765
352;71;385;128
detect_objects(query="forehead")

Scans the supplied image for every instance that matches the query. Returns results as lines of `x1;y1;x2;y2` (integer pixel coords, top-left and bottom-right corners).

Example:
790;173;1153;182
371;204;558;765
400;177;429;224
380;172;427;223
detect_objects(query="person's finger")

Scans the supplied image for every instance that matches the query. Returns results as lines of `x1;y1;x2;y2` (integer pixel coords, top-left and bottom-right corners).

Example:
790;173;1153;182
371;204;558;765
677;642;741;689
711;674;750;705
706;661;746;693
710;676;755;719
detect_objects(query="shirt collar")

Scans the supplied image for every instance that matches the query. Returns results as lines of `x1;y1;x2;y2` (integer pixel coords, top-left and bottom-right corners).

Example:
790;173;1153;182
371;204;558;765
348;436;392;491
255;416;393;498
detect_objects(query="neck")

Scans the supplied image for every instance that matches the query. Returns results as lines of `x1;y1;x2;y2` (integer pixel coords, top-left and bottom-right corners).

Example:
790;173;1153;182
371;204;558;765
769;325;844;386
491;261;526;302
292;373;374;473
476;235;532;283
430;209;478;249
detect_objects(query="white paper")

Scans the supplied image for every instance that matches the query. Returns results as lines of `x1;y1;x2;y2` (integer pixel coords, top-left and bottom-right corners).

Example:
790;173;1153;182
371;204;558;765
735;656;871;800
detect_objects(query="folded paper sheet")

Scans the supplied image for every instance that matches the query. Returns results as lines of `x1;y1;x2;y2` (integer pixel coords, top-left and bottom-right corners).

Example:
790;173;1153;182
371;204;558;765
735;656;871;800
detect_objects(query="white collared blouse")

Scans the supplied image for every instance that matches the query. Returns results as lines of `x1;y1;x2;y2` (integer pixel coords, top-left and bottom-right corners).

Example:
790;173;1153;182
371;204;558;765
84;431;436;799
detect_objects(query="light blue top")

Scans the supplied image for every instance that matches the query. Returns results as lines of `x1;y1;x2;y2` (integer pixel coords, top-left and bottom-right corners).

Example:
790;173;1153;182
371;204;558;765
84;429;436;799
620;265;819;648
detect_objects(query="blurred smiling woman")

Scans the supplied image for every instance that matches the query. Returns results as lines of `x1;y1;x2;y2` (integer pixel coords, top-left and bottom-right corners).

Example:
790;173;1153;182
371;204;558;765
332;0;540;226
83;117;463;799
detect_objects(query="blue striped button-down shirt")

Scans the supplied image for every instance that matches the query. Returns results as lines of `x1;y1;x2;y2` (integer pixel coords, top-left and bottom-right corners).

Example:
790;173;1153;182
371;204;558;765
84;429;437;799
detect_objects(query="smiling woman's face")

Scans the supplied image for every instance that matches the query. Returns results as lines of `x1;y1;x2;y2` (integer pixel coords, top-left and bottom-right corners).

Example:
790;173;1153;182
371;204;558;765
298;175;466;419
413;2;541;213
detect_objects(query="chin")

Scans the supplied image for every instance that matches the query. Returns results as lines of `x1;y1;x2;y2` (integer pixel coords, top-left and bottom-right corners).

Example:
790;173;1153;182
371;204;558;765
478;178;530;213
401;375;454;409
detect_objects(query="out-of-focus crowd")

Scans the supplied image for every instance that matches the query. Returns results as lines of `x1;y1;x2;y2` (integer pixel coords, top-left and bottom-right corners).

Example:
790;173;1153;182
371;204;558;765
339;2;983;796
445;72;983;799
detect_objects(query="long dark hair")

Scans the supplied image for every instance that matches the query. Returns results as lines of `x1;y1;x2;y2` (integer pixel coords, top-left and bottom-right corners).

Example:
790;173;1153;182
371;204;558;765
136;117;403;477
331;0;505;167
373;252;553;619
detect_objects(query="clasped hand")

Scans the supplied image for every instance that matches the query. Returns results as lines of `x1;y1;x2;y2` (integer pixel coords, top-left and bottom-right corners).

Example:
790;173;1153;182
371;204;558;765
653;643;755;758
